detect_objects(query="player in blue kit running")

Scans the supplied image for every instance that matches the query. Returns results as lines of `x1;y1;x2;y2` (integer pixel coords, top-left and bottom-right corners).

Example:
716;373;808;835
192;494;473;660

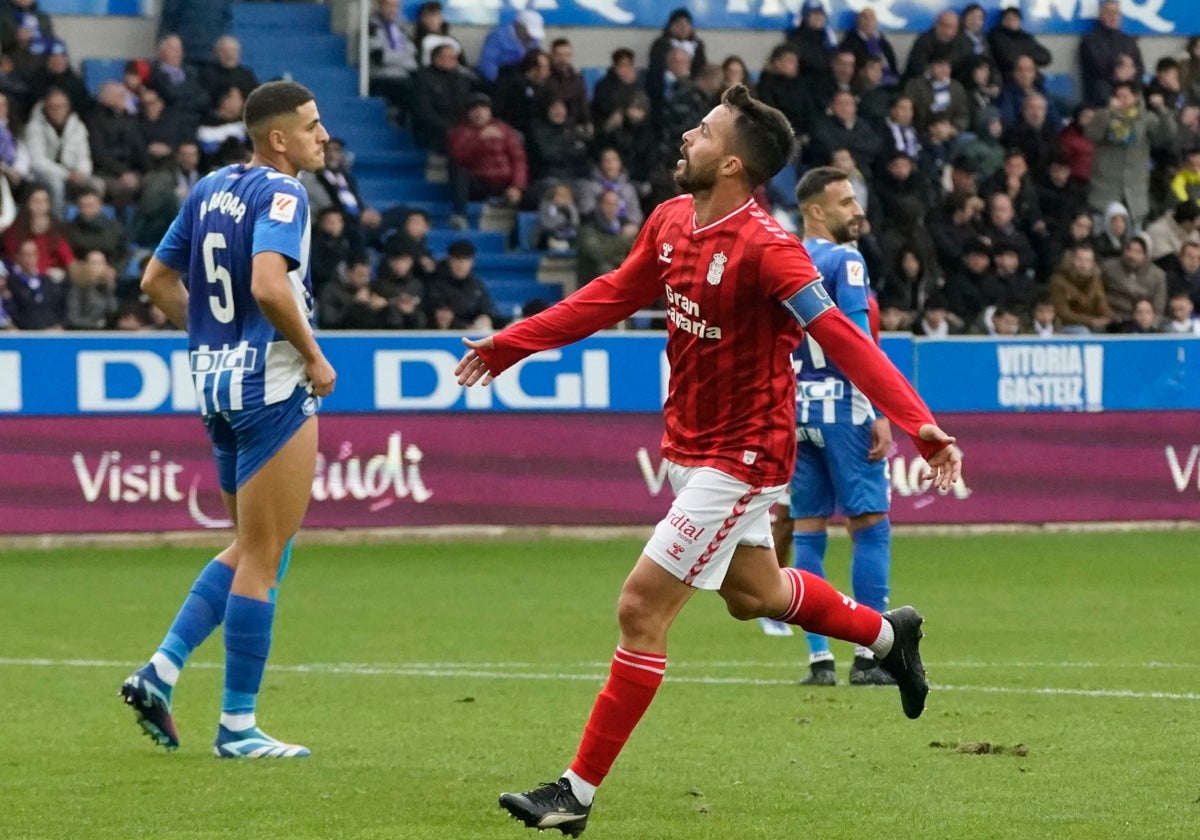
791;166;896;687
120;81;335;758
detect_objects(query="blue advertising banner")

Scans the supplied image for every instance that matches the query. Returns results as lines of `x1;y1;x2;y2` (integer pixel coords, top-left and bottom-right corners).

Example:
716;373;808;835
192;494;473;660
1;333;1197;417
914;335;1200;412
432;0;1189;36
0;333;669;416
39;0;141;15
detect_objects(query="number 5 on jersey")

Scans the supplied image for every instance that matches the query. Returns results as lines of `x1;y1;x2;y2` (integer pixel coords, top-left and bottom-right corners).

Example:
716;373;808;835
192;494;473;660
203;232;234;323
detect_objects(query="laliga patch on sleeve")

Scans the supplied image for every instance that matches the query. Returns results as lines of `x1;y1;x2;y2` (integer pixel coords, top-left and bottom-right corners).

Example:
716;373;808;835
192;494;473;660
269;192;298;223
846;260;865;286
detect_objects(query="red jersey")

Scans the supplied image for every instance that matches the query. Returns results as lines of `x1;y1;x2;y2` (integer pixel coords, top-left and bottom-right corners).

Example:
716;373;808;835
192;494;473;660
479;194;942;487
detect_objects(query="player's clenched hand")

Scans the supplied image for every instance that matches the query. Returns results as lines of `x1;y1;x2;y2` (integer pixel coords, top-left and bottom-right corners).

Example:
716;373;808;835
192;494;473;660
456;335;496;386
917;424;962;491
868;417;892;461
306;354;336;397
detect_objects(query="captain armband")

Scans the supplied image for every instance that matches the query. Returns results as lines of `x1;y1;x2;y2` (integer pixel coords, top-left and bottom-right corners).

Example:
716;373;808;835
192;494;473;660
782;279;836;328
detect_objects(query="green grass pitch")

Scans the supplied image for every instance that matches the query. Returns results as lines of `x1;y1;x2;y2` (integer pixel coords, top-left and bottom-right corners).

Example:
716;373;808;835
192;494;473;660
0;531;1197;839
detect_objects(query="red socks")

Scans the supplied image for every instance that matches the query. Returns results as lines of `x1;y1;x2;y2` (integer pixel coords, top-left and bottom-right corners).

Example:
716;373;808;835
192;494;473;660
569;647;666;786
774;567;883;647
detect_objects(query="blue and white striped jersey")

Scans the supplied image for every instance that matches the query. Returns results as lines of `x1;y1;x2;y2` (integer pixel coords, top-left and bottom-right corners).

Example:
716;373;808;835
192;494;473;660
794;237;875;426
155;163;314;415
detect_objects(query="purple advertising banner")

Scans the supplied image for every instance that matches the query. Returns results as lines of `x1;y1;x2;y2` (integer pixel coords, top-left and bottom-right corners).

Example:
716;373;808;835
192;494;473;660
1;412;1198;534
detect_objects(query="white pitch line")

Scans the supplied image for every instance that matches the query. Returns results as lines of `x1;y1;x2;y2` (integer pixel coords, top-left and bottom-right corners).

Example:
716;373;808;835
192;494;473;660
2;658;1199;702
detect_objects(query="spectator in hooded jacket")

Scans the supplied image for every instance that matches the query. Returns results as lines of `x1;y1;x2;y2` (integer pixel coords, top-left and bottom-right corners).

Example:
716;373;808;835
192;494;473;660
647;8;706;108
1101;232;1166;325
22;37;89;117
4;236;65;329
591;47;643;129
987;6;1051;82
545;38;589;129
412;41;473;154
1085;81;1175;226
477;9;544;84
447;93;527;221
840;8;899;88
24;87;98;215
423;238;504;329
1079;0;1143;106
88;81;146;212
366;0;417;116
199;35;259;105
785;0;837;80
903;10;971;83
576;147;643;229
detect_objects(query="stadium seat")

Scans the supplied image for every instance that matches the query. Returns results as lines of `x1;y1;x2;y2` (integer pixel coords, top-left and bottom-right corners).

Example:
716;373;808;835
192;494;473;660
767;163;800;210
232;2;330;29
356;176;451;208
581;67;606;97
40;0;138;13
515;211;539;252
426;229;507;256
1043;73;1078;108
81;58;127;96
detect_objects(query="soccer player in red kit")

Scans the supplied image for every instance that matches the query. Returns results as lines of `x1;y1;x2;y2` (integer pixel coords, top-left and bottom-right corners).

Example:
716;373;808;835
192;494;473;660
456;84;963;837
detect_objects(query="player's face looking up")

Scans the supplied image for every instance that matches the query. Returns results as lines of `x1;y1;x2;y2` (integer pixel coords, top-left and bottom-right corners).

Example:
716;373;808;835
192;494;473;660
674;106;739;193
264;99;329;174
814;179;864;244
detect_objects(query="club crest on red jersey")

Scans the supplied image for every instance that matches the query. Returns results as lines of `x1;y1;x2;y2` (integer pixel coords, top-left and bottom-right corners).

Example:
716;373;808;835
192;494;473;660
659;243;674;264
706;252;728;285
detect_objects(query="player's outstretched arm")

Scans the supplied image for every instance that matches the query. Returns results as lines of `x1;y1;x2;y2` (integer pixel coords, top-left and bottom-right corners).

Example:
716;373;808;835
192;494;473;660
456;335;496;387
788;286;963;486
251;251;336;397
140;256;188;330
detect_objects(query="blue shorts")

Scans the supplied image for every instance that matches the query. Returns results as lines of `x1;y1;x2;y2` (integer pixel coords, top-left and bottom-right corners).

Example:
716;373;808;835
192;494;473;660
204;386;319;494
789;421;889;519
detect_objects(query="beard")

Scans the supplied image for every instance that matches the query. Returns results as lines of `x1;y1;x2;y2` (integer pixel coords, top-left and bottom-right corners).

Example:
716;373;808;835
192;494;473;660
673;154;720;193
828;216;862;244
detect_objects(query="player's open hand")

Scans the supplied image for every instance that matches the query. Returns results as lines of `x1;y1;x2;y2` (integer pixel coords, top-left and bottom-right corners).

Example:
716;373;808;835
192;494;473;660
456;335;496;386
306;354;336;397
918;424;962;491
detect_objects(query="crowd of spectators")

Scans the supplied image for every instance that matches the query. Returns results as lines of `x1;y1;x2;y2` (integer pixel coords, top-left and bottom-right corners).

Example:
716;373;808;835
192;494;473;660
4;0;1200;337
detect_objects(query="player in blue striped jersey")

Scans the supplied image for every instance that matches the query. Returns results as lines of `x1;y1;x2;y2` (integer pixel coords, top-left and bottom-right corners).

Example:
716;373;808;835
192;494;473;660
789;167;897;687
120;81;335;758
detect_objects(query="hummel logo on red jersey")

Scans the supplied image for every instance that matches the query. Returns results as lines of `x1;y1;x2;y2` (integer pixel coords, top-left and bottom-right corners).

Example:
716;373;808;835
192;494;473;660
659;243;674;263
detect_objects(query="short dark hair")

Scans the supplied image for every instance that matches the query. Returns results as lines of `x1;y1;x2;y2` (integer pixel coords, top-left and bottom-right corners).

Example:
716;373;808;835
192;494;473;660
720;84;796;187
447;239;476;259
519;48;548;74
1174;201;1200;223
243;80;314;137
611;47;634;65
768;43;798;65
795;166;850;208
1157;56;1180;73
551;37;571;51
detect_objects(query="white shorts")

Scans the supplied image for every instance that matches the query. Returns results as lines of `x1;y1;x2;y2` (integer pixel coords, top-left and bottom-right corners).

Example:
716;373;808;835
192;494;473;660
643;462;788;591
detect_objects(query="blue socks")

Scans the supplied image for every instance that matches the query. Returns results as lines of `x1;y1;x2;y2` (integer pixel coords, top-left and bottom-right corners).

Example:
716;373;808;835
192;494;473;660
222;594;275;722
156;560;235;671
269;537;294;603
792;531;832;661
850;519;891;613
793;522;891;662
